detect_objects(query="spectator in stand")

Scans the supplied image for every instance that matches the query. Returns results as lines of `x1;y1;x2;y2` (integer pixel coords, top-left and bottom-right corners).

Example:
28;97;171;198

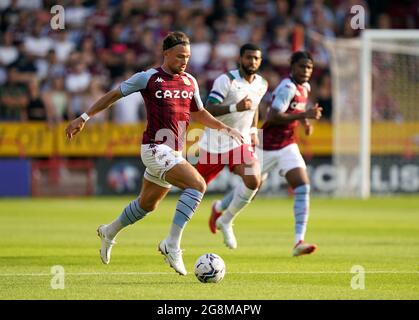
90;0;113;35
267;0;294;42
267;22;293;78
42;75;71;123
52;30;75;64
246;0;272;20
111;71;145;124
315;70;332;121
65;0;92;29
0;31;19;67
189;25;212;73
301;0;335;32
247;24;268;53
101;23;129;79
0;0;21;32
207;0;236;32
82;77;108;123
129;27;158;70
236;10;259;43
65;55;92;118
0;65;29;121
154;11;174;42
77;37;96;70
214;31;239;69
112;0;136;25
27;78;48;121
203;46;229;93
23;22;52;58
13;0;42;10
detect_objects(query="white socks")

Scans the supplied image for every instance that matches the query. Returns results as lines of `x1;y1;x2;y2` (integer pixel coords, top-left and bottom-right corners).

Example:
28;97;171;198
166;223;184;250
105;219;124;240
218;182;258;225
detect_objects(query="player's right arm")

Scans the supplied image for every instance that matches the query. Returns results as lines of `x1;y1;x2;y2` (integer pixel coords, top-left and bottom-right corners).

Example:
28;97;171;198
65;89;122;140
205;74;252;117
66;71;150;140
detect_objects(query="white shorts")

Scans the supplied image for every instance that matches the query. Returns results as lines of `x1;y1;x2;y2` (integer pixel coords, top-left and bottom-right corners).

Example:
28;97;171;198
141;144;185;188
256;143;306;177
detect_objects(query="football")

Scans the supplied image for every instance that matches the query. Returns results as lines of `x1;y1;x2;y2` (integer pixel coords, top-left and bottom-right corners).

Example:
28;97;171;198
194;253;226;283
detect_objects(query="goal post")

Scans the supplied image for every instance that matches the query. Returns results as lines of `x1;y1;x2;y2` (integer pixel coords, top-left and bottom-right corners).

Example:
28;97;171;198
322;29;419;198
359;30;419;198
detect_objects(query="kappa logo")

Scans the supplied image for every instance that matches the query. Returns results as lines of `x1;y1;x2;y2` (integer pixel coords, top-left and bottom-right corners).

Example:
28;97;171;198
155;77;165;83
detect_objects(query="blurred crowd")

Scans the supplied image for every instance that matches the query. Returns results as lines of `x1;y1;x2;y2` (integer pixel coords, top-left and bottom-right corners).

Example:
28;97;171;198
0;0;417;125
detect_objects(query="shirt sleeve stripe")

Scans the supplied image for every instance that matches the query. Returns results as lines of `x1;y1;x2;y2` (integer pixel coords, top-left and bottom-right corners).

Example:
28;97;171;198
210;90;225;100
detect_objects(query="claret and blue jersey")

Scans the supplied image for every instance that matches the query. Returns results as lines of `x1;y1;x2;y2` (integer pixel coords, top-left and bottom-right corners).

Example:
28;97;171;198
120;67;203;151
262;76;311;151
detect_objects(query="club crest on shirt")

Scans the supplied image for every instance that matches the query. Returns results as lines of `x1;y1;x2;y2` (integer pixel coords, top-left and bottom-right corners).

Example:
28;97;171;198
181;76;191;86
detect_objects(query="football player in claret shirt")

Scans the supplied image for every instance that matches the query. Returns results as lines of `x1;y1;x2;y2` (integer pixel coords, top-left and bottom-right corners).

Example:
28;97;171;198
65;31;243;275
218;51;322;256
196;43;268;249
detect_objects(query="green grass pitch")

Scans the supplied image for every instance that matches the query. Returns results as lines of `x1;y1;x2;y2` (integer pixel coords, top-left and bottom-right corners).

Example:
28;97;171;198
0;195;418;300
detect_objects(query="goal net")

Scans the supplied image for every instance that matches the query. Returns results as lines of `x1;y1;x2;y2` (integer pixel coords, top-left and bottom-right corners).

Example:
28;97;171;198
322;30;419;197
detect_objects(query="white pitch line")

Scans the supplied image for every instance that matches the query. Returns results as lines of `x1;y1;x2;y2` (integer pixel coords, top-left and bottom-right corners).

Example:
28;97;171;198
0;271;418;277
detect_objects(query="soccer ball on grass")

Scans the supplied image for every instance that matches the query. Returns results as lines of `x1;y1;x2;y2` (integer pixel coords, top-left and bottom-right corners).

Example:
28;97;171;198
194;253;226;283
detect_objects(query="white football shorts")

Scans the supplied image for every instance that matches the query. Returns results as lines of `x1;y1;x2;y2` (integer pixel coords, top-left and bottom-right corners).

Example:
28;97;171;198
256;143;306;178
141;143;185;188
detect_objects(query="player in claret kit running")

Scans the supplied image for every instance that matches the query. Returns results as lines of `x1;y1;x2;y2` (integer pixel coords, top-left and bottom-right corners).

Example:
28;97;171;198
216;51;322;256
65;31;243;275
196;44;268;249
259;51;322;256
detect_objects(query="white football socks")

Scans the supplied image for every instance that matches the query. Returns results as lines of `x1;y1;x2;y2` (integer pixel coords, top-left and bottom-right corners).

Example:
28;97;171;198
218;182;258;225
166;223;183;250
105;218;124;240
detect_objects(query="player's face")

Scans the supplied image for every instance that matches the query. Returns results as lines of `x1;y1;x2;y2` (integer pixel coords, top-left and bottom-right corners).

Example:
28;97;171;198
292;58;313;84
240;50;262;75
164;44;191;74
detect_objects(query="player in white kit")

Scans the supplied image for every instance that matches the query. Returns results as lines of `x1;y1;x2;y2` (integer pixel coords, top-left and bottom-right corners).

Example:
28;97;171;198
216;51;322;256
196;44;268;249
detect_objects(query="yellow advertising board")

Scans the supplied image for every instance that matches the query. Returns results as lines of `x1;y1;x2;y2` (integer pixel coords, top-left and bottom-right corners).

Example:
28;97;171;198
0;121;418;157
56;122;145;156
0;122;54;156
